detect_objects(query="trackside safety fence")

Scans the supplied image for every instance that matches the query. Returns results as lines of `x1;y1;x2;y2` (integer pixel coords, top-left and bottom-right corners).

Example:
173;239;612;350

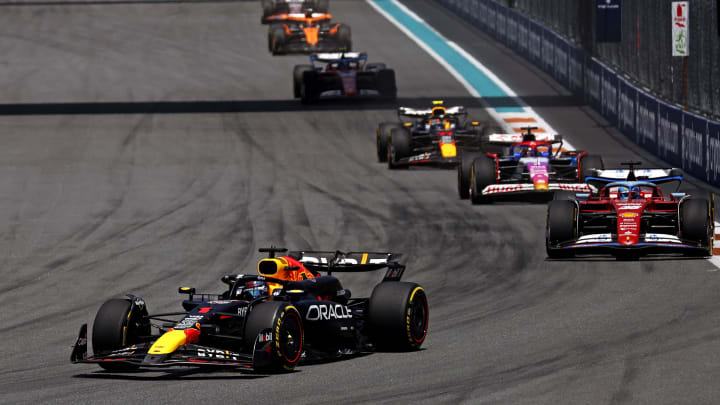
435;0;720;188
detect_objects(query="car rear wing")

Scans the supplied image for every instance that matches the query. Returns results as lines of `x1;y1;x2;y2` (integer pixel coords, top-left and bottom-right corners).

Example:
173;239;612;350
398;106;466;118
298;250;405;281
483;133;560;144
585;168;683;191
311;52;367;63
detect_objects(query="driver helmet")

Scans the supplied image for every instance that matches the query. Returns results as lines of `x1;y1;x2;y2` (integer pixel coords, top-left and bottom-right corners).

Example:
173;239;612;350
238;280;268;301
618;186;630;200
629;186;641;199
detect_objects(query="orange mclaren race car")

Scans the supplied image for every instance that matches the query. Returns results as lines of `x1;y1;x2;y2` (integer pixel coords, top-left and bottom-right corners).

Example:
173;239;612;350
261;0;329;24
71;248;428;373
266;11;351;55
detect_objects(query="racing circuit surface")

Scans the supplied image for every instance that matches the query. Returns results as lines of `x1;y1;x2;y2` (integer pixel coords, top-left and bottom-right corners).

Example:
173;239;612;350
2;0;720;403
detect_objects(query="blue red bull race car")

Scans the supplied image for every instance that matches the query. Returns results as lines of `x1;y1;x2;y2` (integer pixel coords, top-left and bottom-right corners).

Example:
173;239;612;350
457;128;604;203
71;248;428;373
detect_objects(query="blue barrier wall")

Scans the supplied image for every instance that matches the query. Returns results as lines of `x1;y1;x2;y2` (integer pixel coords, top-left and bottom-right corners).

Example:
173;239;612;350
435;0;720;187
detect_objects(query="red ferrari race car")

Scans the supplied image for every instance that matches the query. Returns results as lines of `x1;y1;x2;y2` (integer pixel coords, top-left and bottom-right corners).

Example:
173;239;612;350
458;128;603;203
546;162;715;258
261;0;329;24
266;11;351;55
293;52;396;103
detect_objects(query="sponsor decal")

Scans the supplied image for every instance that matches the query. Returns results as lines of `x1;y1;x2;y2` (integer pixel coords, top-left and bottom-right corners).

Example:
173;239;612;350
174;315;204;330
237;307;247;317
300;255;387;265
305;304;352;321
257;331;272;343
197;347;240;361
408;152;431;162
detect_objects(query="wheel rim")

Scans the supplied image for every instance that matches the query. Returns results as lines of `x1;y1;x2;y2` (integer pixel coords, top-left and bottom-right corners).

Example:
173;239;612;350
279;311;302;363
408;293;428;343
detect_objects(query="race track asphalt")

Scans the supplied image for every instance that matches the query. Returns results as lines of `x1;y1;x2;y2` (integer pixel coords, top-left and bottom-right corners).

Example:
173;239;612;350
2;1;720;404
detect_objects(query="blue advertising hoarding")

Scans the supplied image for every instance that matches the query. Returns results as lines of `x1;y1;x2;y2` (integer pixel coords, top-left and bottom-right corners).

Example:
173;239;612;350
617;77;637;140
636;90;658;153
708;121;720;183
596;0;622;42
681;112;707;177
601;64;619;126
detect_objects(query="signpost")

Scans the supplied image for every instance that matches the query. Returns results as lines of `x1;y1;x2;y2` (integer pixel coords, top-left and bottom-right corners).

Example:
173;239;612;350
672;2;689;110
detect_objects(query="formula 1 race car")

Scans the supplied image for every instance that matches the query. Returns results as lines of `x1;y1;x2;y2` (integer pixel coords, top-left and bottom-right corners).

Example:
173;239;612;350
377;101;489;169
546;162;714;258
70;248;428;373
261;0;329;24
293;52;396;103
266;11;350;55
458;128;604;203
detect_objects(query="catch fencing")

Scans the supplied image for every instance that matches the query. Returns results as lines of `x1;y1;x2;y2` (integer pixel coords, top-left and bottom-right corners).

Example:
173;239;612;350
435;0;720;187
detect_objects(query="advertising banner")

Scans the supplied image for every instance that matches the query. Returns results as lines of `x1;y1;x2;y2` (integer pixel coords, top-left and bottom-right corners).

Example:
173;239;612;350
541;29;555;75
601;65;619;126
617;77;637;140
496;4;507;43
672;1;689;56
636;90;658;152
567;43;584;96
585;58;603;111
528;20;543;65
657;102;683;167
681;112;706;177
506;9;519;49
487;1;497;36
553;34;570;88
708;121;720;183
516;11;529;58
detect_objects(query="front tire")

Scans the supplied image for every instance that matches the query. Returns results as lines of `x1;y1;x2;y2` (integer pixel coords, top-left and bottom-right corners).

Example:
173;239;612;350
388;127;411;169
336;24;352;51
92;298;149;371
245;302;303;373
681;198;712;256
376;69;396;100
470;156;496;204
458;152;482;199
368;282;428;351
546;200;577;258
377;123;397;162
269;25;286;55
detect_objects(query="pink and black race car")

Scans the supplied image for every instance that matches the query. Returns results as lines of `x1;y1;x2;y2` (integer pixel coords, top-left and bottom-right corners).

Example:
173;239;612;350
546;162;714;258
457;127;604;203
293;52;396;103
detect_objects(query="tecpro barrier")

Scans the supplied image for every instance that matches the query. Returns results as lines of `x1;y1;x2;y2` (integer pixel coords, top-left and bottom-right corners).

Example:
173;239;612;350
436;0;720;187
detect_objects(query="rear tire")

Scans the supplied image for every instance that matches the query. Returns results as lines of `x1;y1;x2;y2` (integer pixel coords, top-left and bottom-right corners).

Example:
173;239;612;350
301;71;320;104
92;298;148;371
546;200;577;258
388;127;411;169
244;301;303;373
336;24;352;51
377;123;397;163
681;198;712;256
270;25;286;55
470;156;496;204
579;154;604;181
368;282;428;351
376;69;396;100
458;152;482;199
293;65;314;98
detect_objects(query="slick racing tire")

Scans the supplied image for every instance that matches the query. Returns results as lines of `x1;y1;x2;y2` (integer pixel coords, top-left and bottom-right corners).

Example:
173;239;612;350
368;282;428;351
458;152;482;199
546;200;577;258
293;65;314;99
470;156;496;204
578;154;604;182
244;301;303;373
681;198;712;256
300;71;320;104
376;123;398;163
336;24;352;51
92;298;149;371
269;25;286;55
388;127;411;169
376;69;397;100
